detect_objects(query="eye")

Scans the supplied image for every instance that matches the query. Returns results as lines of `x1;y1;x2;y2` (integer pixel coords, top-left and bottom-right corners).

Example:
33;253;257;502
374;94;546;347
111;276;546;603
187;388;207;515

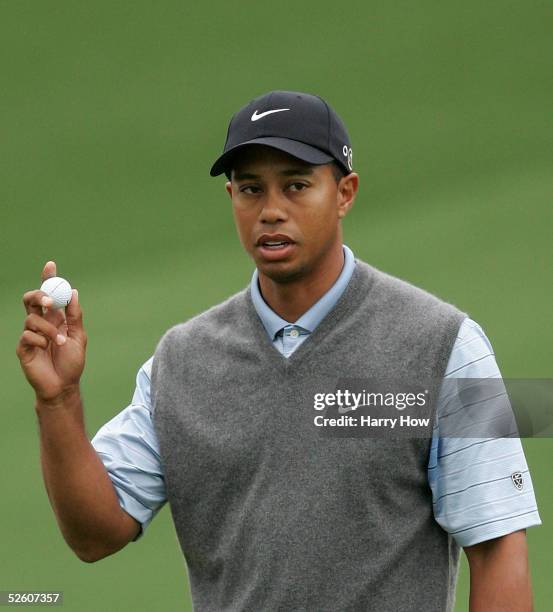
239;185;262;194
288;182;308;192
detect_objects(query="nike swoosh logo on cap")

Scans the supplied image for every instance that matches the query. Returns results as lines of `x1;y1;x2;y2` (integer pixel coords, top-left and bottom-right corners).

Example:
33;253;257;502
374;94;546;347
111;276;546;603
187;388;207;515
251;108;290;121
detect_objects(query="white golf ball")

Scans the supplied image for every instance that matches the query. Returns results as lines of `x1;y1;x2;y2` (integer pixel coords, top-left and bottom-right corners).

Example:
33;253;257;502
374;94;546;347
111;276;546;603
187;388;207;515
40;276;73;309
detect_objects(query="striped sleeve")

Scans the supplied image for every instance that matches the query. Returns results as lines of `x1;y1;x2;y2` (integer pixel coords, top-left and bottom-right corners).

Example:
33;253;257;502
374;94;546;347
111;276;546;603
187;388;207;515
428;318;542;547
91;357;167;540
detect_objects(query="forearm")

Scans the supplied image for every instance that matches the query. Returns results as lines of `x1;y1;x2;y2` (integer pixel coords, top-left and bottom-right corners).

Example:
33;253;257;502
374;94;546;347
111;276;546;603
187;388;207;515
467;531;533;612
36;388;134;561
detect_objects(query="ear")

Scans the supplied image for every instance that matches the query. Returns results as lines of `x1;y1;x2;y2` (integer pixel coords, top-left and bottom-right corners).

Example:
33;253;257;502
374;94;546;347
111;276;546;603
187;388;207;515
225;181;232;198
337;172;359;219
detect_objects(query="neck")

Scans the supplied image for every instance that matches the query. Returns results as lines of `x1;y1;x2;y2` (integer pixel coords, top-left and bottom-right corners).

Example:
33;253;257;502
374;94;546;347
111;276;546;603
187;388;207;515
257;242;345;322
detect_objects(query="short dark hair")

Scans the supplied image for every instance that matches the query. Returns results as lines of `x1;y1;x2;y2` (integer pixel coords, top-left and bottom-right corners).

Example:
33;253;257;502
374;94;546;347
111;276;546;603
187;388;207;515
329;161;347;183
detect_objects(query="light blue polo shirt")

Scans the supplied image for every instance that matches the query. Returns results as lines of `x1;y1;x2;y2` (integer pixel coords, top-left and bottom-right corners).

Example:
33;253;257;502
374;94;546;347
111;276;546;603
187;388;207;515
92;245;541;545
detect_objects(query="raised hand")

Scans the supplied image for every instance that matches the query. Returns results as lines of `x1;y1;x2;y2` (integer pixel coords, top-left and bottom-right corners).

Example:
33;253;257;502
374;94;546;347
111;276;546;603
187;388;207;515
17;261;87;403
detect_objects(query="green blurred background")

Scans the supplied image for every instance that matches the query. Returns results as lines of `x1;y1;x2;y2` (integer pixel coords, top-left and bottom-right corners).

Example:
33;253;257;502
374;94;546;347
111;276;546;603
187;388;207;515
2;2;551;610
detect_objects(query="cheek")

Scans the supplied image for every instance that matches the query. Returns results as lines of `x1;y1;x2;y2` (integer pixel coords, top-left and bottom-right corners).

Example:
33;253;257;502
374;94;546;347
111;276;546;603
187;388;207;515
232;207;255;245
302;198;338;234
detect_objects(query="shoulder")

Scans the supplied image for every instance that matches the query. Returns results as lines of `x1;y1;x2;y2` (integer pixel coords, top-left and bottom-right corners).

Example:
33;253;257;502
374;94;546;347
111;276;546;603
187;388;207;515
355;259;467;322
445;318;500;378
154;286;250;356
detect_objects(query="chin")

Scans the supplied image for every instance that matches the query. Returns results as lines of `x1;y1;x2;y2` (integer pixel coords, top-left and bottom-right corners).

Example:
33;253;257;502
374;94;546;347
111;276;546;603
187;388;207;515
257;260;308;284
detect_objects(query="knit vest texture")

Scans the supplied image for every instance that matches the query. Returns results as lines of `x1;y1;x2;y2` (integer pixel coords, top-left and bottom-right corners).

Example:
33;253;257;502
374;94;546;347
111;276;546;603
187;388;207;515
151;259;467;612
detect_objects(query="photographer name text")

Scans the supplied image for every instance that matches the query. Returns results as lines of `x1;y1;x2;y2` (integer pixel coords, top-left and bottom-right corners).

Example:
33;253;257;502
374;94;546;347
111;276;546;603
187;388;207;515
314;415;430;428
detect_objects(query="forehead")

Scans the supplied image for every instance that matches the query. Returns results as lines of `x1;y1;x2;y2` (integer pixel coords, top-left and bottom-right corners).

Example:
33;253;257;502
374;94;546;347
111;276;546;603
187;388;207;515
231;145;314;177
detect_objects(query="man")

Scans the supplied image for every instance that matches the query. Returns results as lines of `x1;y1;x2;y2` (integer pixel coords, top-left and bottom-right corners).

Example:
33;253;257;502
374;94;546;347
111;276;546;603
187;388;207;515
17;91;541;611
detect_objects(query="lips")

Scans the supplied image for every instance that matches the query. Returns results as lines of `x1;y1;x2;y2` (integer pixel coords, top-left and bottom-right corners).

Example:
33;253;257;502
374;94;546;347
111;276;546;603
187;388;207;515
256;233;296;260
256;233;295;247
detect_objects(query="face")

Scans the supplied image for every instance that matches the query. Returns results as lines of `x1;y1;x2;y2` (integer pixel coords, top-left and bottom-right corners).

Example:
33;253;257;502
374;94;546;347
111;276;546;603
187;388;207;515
226;145;358;284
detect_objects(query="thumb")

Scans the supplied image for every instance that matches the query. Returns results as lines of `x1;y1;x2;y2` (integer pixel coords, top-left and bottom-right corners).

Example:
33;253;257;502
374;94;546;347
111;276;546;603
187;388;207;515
66;289;86;343
41;260;57;282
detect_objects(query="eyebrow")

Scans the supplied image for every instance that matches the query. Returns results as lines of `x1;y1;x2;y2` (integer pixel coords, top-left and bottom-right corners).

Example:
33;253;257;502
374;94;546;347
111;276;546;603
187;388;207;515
233;167;314;181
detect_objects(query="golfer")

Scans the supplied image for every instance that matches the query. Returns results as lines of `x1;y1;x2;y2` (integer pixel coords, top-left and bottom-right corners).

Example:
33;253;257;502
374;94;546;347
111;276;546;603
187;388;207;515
17;91;541;611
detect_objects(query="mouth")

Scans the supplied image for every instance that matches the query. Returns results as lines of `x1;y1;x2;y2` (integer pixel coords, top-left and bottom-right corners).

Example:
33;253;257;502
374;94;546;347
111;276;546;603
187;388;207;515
256;234;296;260
261;240;290;250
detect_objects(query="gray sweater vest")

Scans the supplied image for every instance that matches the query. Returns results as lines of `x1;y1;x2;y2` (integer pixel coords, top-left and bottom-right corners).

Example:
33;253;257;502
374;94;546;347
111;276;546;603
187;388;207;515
151;260;467;612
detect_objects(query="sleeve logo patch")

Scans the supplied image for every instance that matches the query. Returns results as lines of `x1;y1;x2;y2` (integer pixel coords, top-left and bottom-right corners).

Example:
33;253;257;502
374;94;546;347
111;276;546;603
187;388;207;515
511;472;524;490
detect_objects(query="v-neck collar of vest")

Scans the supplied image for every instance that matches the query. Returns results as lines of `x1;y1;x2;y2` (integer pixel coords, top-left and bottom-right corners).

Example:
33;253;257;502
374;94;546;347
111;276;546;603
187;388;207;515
245;260;375;369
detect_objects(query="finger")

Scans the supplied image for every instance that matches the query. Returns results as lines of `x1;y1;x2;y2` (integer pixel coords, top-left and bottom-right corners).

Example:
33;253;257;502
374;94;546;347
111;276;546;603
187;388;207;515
66;289;86;344
17;329;50;355
25;313;66;346
23;290;54;315
44;307;67;331
41;261;57;282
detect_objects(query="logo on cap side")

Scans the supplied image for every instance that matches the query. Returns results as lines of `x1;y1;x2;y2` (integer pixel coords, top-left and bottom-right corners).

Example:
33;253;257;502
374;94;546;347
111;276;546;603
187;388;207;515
251;108;290;121
343;145;353;171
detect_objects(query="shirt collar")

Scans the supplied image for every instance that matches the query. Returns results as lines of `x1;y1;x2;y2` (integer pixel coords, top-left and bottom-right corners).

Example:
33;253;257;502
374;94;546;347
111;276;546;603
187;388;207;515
250;245;356;341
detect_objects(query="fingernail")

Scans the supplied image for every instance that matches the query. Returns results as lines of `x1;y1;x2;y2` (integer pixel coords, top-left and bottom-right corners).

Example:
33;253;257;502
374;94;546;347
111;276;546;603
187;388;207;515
41;296;53;307
56;334;66;345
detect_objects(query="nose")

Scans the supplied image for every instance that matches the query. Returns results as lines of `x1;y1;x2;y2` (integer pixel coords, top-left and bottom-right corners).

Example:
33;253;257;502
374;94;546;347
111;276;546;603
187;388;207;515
259;190;288;225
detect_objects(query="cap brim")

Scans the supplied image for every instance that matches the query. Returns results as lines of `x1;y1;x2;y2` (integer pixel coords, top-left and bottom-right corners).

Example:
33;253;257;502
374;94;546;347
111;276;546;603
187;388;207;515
209;137;334;177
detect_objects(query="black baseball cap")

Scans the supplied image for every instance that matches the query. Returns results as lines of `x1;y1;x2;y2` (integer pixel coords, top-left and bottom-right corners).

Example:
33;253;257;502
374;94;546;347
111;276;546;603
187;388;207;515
209;90;353;177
